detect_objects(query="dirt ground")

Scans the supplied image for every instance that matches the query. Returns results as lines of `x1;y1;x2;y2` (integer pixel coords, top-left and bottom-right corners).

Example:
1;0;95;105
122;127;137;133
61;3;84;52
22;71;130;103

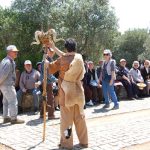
0;143;13;150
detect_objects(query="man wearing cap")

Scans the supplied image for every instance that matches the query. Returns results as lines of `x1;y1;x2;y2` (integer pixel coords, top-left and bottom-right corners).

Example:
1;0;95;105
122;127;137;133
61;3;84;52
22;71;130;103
17;60;41;114
117;59;136;100
0;45;24;124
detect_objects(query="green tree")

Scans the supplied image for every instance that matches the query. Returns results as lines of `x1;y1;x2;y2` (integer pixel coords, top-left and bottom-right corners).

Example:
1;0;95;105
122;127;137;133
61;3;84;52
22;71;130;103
0;0;118;66
113;29;149;67
138;34;150;61
12;0;118;60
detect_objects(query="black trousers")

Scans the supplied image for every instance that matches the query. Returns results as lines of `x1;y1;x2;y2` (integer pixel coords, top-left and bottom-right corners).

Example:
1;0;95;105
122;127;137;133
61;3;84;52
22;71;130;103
121;80;135;98
0;91;3;108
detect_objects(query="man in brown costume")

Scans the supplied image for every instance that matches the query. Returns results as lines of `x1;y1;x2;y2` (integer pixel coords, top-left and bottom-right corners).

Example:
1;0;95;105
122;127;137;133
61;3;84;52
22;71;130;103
48;38;88;149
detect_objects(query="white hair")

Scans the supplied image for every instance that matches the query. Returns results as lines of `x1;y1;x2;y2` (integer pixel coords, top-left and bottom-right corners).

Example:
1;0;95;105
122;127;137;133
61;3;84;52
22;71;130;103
132;61;139;67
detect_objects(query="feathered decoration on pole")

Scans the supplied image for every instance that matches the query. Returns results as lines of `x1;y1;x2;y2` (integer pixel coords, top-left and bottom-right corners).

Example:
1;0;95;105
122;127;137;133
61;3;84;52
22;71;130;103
31;29;64;46
31;29;64;142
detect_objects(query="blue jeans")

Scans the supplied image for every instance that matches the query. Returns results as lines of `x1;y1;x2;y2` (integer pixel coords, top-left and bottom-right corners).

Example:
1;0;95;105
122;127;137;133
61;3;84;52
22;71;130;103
17;89;41;109
102;80;118;106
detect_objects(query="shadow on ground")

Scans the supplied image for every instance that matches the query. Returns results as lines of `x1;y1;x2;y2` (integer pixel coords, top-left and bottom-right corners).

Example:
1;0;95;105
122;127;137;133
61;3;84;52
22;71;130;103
0;122;12;128
93;107;111;114
26;118;44;126
26;141;43;150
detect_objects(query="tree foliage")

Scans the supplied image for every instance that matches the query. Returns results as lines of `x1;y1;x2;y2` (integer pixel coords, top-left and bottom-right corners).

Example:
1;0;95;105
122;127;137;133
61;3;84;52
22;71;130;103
0;0;118;67
138;35;150;61
113;29;149;67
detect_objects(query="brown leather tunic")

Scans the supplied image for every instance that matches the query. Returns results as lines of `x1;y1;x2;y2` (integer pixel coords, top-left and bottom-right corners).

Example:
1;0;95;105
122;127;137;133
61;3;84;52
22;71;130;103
49;53;75;106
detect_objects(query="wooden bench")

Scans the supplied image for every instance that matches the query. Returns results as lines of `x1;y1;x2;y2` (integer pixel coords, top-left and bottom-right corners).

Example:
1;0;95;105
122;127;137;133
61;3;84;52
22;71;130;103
114;82;127;100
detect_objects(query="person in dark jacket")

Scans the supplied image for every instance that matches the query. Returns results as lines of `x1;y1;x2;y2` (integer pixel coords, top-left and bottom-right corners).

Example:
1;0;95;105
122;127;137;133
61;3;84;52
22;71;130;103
140;60;150;95
117;59;137;99
85;61;102;106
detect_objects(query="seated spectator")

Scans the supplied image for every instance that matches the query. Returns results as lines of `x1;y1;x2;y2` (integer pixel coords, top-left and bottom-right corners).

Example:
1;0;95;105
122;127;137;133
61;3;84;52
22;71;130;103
0;90;3;109
117;59;137;100
36;62;42;73
82;57;90;108
53;71;60;110
97;60;103;78
35;48;58;119
129;61;145;97
15;66;21;92
85;61;102;106
17;60;41;114
140;60;150;96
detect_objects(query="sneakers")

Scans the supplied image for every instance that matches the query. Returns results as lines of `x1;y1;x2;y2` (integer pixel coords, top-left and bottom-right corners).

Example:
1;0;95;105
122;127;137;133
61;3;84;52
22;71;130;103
134;95;139;99
11;118;25;124
3;117;11;123
33;107;39;115
112;104;119;110
3;117;24;124
92;100;99;105
103;104;110;108
128;97;136;100
86;100;94;106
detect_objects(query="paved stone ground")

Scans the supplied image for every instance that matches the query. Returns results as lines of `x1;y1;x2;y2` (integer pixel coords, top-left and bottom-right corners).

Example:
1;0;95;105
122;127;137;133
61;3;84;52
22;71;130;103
0;97;150;150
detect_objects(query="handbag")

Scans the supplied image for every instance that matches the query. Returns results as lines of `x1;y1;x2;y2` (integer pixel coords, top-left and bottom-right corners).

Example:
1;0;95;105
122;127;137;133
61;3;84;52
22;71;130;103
89;68;99;87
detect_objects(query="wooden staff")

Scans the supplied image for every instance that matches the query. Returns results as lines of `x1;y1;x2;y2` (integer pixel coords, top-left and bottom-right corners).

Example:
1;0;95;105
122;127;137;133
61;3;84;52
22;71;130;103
42;47;48;142
31;28;63;141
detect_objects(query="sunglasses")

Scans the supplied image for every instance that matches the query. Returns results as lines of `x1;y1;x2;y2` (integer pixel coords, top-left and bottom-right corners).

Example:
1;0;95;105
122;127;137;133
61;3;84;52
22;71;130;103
103;53;109;56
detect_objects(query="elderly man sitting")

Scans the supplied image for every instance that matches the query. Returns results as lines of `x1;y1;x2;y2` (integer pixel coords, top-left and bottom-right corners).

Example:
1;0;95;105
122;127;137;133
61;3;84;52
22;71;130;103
117;59;136;100
129;61;145;98
17;60;41;114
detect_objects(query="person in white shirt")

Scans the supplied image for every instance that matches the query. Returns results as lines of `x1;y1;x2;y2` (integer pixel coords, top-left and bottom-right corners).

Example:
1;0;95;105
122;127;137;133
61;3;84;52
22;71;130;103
129;61;145;97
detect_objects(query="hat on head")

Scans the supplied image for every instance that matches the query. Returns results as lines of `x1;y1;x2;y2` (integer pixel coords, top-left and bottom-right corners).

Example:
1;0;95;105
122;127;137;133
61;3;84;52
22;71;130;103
120;59;126;62
6;45;19;52
24;60;32;65
88;61;94;64
36;62;41;66
103;49;112;57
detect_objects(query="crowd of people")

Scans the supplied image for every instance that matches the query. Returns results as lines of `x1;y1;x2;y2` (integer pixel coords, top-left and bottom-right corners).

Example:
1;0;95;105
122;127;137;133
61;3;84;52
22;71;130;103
0;46;150;113
83;54;150;108
0;39;150;149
